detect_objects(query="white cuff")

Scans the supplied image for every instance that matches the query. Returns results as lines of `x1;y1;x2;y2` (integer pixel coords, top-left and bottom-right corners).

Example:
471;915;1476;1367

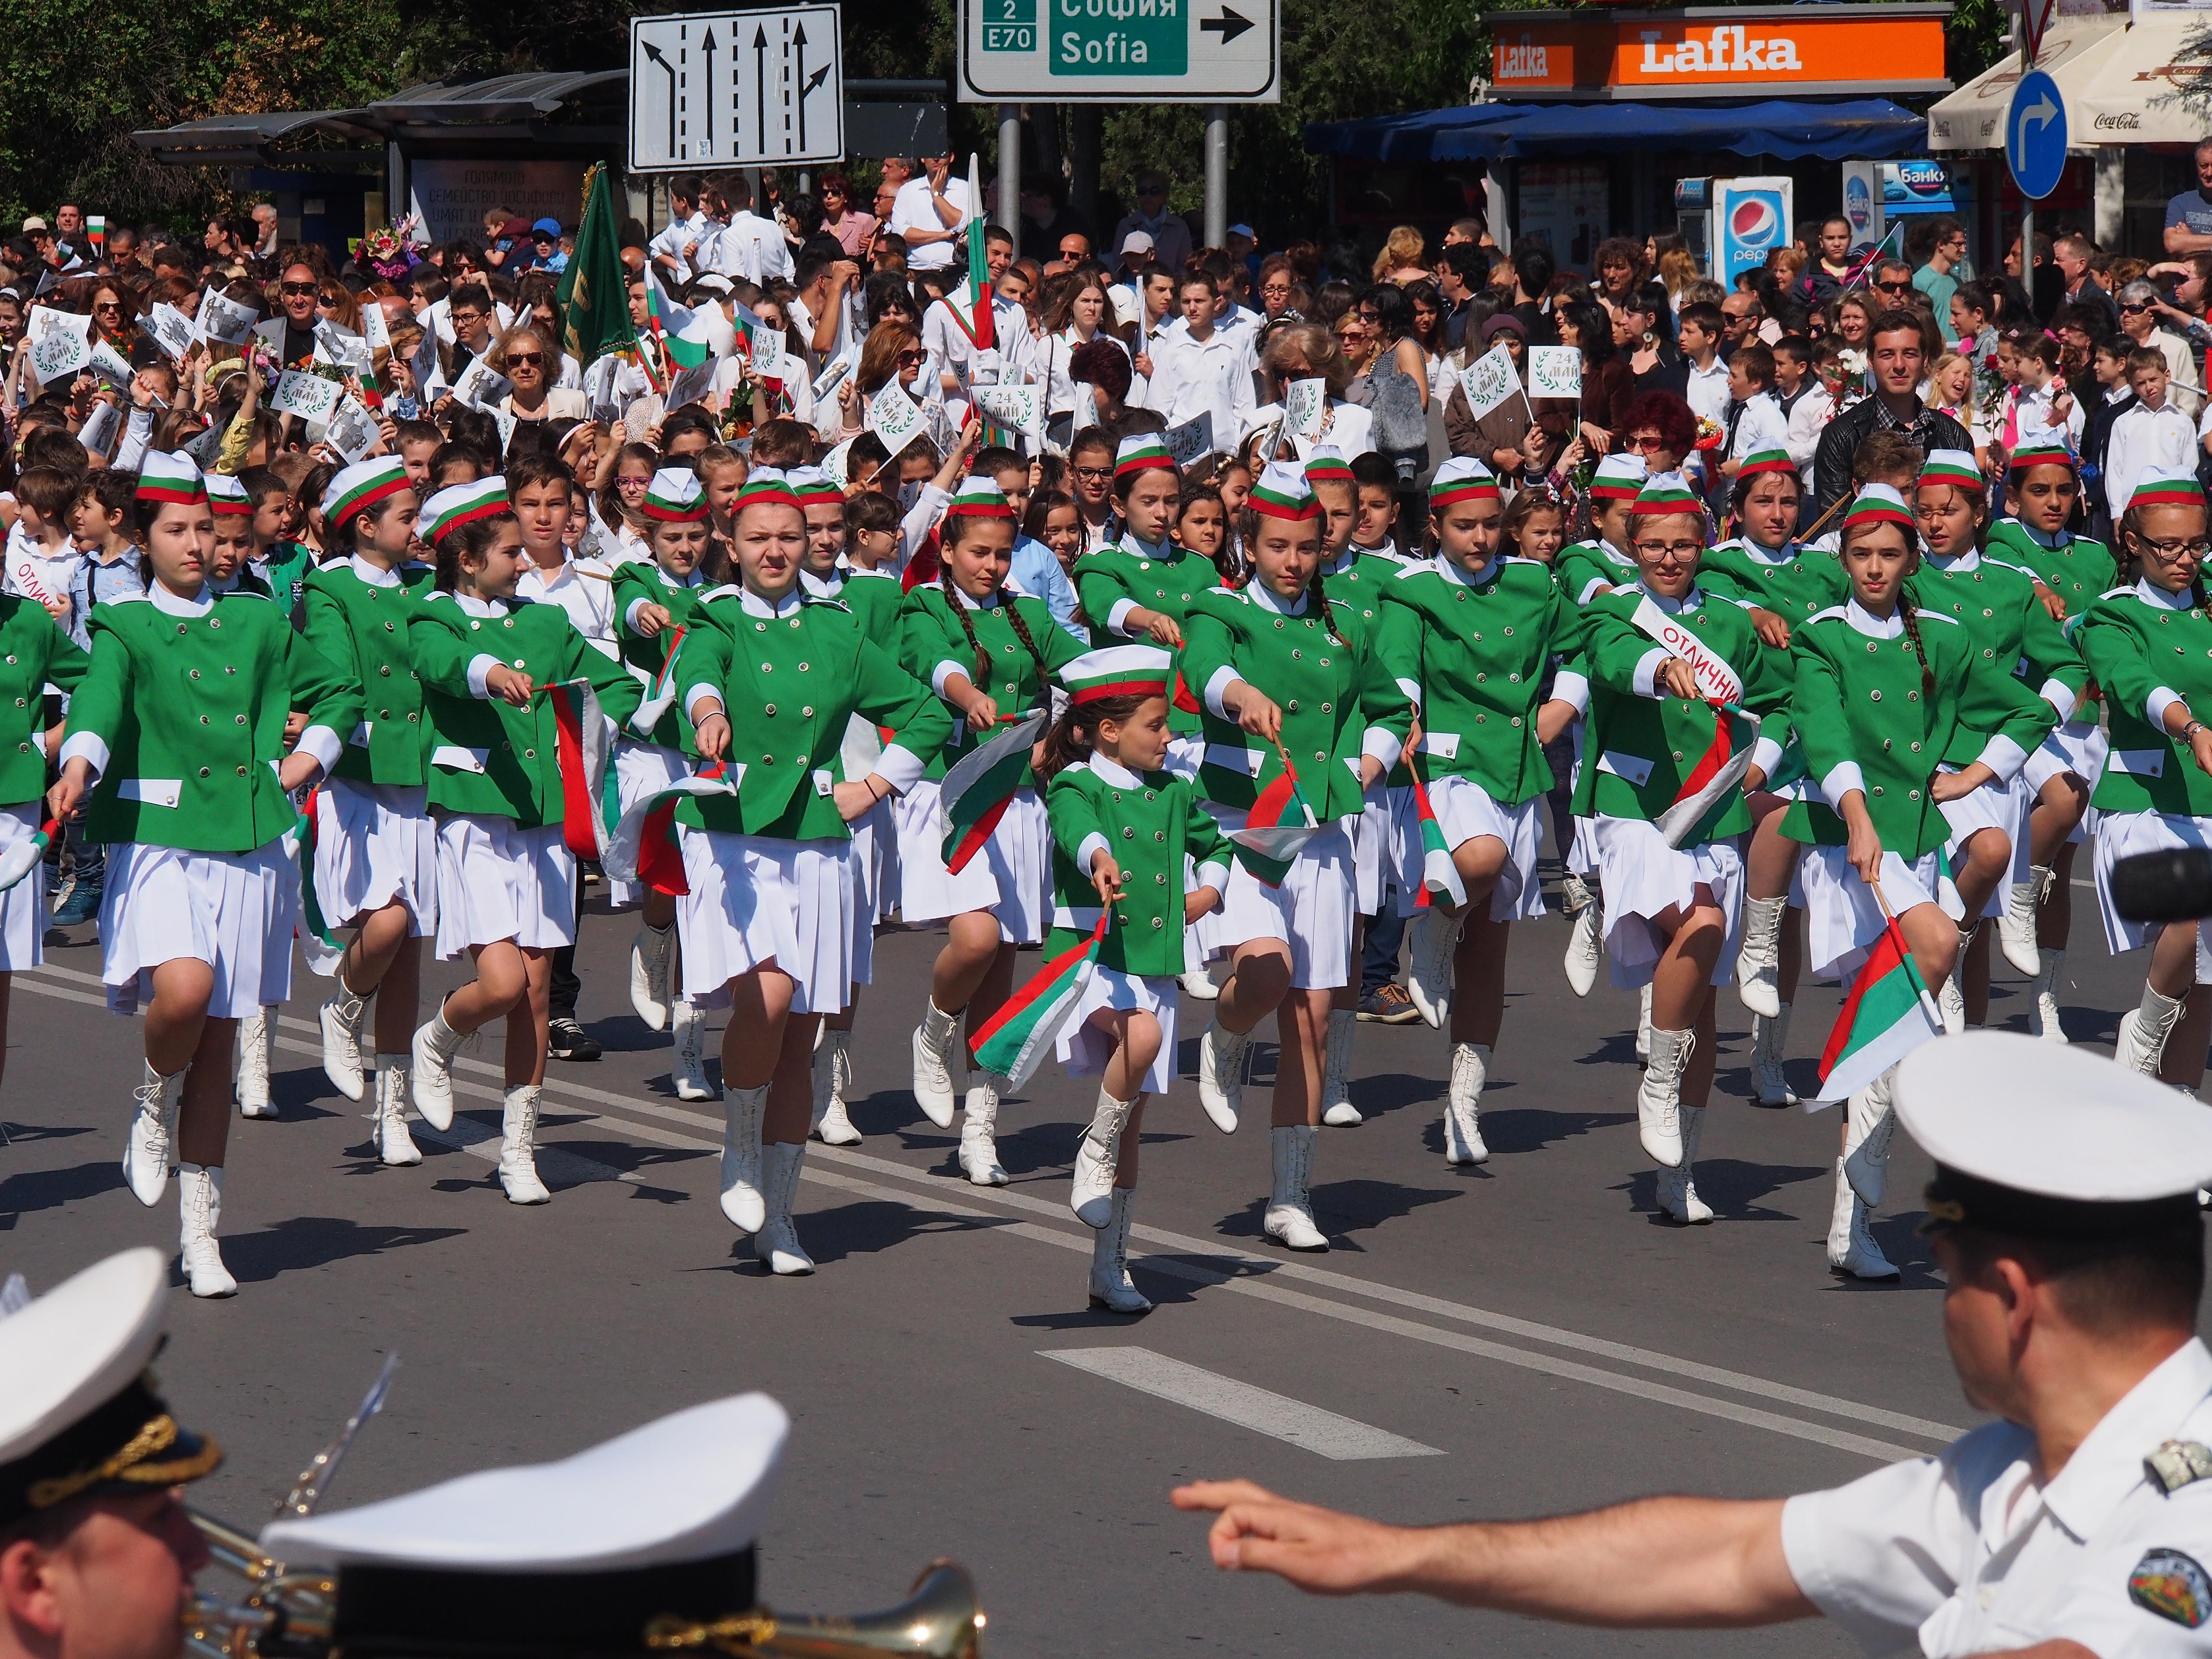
1194;858;1230;895
624;595;652;634
1978;733;2029;783
931;660;970;700
2039;678;2080;722
1076;831;1110;872
2150;685;2186;729
58;730;108;781
1631;648;1669;699
1203;664;1240;719
294;724;344;778
1819;762;1866;815
1395;675;1422;710
1361;726;1403;773
1549;670;1591;715
1575;576;1614;605
874;743;926;794
1106;597;1140;636
466;653;501;698
1749;735;1784;780
685;685;724;724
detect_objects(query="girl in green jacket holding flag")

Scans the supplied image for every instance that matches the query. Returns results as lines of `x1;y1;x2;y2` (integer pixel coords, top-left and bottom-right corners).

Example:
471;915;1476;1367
405;478;642;1211
50;451;361;1299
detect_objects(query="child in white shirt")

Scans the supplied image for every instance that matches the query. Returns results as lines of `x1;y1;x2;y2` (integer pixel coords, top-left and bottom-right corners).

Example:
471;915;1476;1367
2107;347;2199;519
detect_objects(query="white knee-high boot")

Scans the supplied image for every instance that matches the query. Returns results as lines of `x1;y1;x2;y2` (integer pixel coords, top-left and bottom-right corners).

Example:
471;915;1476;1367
1320;1008;1360;1126
1088;1187;1151;1312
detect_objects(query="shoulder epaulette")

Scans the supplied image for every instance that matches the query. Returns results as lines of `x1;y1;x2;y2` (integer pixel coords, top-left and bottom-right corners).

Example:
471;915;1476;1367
1804;605;1850;625
802;596;853;613
2148;1441;2212;1494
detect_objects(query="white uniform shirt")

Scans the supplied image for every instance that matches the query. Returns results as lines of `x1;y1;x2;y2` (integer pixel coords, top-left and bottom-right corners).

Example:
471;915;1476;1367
1685;356;1731;425
1785;1337;2212;1658
1144;326;1256;457
1729;390;1789;465
649;210;710;283
2107;402;2200;518
922;294;1035;398
889;176;972;272
515;554;619;660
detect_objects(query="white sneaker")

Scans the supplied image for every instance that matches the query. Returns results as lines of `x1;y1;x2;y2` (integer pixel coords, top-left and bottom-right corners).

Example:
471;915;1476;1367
630;922;676;1031
1998;866;2047;977
373;1058;421;1167
318;983;370;1102
1635;983;1653;1063
2117;984;2187;1076
1827;1158;1898;1280
1735;895;1786;1018
1842;1067;1897;1207
1407;906;1463;1027
1748;1003;1798;1106
1563;890;1603;998
911;1001;962;1129
1088;1186;1152;1314
1656;1105;1715;1224
812;1028;862;1145
1263;1125;1328;1250
123;1061;184;1207
1178;968;1220;1002
1444;1042;1490;1165
177;1163;237;1298
1637;1027;1693;1168
755;1142;816;1274
1320;1008;1360;1127
1070;1089;1134;1227
497;1085;551;1204
2030;949;2067;1043
236;1008;276;1118
720;1085;768;1231
960;1071;1011;1187
671;999;718;1102
1196;1022;1246;1133
409;1009;464;1131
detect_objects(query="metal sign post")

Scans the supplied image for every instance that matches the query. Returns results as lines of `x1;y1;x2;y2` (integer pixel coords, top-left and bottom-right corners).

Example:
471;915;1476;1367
629;5;845;171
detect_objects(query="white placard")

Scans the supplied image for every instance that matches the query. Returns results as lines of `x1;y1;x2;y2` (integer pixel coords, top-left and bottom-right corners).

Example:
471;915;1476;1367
492;408;519;457
358;303;391;352
195;288;259;347
810;346;855;405
745;320;785;381
1071;383;1100;433
867;379;925;455
449;358;512;413
325;396;381;465
1163;411;1217;468
1527;346;1583;401
27;319;88;385
88;337;134;389
974;383;1043;437
820;436;855;489
1460;345;1524;422
1283;377;1327;439
271;370;344;423
147;302;196;362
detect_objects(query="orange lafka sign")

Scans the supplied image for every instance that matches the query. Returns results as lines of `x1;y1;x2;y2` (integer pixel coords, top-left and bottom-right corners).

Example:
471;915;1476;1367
1489;12;1947;94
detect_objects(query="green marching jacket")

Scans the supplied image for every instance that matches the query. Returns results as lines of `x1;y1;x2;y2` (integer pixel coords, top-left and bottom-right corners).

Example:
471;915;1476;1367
2078;583;2212;818
899;582;1087;786
1043;757;1233;977
301;559;436;788
0;596;87;805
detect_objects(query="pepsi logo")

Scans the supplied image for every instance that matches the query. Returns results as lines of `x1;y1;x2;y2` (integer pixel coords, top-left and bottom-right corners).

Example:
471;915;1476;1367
1730;196;1780;248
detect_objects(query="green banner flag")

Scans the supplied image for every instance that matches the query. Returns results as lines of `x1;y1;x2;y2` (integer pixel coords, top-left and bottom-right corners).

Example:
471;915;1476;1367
557;162;637;368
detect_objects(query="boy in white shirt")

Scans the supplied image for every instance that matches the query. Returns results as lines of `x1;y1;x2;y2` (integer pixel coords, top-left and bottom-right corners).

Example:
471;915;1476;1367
1721;342;1788;485
4;465;83;634
2106;346;2198;519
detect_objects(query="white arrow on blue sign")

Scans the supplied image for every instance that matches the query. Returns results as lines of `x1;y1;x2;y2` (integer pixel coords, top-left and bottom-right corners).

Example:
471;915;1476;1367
2006;68;2068;202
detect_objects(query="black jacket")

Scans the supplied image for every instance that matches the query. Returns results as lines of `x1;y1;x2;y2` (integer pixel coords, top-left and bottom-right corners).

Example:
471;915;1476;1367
1807;396;1976;526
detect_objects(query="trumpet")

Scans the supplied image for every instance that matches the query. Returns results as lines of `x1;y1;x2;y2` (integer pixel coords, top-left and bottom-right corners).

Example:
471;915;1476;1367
182;1509;335;1659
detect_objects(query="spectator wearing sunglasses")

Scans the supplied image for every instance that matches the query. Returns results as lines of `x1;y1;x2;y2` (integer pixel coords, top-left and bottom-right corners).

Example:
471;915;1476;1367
2116;279;2203;421
1869;258;1917;312
1109;171;1193;277
493;327;586;423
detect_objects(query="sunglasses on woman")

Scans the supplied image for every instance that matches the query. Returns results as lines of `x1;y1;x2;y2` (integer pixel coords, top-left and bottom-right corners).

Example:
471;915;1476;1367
506;351;545;368
896;349;925;368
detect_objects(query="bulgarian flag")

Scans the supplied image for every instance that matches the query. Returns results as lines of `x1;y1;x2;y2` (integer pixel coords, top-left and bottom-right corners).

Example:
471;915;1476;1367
1406;761;1467;909
643;266;733;372
605;760;742;896
937;154;996;352
1226;759;1319;887
1655;700;1761;848
972;910;1109;1086
0;816;54;894
545;679;613;861
1811;916;1944;1105
938;710;1048;871
288;792;346;977
629;625;689;737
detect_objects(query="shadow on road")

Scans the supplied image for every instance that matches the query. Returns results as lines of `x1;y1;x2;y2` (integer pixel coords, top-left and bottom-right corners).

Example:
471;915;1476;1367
0;1157;124;1225
209;1216;467;1285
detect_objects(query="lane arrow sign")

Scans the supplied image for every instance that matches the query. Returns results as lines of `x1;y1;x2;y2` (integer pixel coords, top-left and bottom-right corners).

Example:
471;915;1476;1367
2019;92;2057;136
754;26;769;154
642;40;677;158
793;21;809;152
1200;6;1252;42
702;28;718;145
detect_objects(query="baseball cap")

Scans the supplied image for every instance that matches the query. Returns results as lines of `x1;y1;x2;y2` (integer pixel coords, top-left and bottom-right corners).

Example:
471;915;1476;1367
19;216;46;233
532;217;562;240
1227;223;1255;240
1119;231;1154;256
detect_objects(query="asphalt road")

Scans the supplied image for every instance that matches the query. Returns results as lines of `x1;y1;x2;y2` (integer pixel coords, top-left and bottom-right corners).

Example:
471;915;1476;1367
0;872;2158;1658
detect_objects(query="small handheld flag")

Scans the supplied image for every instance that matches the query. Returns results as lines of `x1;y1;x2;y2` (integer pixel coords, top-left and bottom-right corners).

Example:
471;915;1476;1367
1406;760;1467;909
971;911;1110;1086
544;679;613;861
938;710;1049;872
1226;745;1319;886
604;761;742;895
1811;881;1943;1106
0;818;55;893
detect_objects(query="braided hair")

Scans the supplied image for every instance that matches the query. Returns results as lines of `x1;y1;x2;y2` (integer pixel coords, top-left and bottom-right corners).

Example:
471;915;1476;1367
1302;560;1350;648
1896;589;1937;707
941;514;1048;699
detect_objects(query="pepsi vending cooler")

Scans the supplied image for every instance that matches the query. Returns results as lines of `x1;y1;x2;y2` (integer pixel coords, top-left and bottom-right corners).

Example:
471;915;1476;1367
1712;175;1794;289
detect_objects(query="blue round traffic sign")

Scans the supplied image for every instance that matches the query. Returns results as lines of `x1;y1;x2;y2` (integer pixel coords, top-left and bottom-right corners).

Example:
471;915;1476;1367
2007;69;2068;202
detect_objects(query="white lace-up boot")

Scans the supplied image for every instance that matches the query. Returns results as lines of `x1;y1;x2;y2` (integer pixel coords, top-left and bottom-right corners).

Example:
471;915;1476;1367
409;1006;466;1130
1656;1106;1716;1224
1070;1088;1134;1227
1563;882;1603;997
1998;866;2049;977
497;1085;550;1204
1407;906;1464;1026
1178;968;1219;1001
1638;1027;1693;1168
1196;1022;1247;1133
1938;927;1973;1034
177;1163;237;1298
123;1061;185;1206
1636;984;1653;1063
1842;1067;1899;1207
720;1085;768;1230
1735;895;1787;1018
1320;1008;1361;1126
812;1028;861;1144
911;1000;963;1128
2030;949;2067;1043
236;1009;276;1118
960;1070;1011;1186
1264;1124;1328;1250
2117;984;2187;1076
1749;1004;1798;1106
319;978;371;1101
630;921;676;1030
1088;1187;1151;1313
1827;1159;1899;1280
755;1142;815;1274
671;998;717;1102
1444;1043;1490;1165
373;1055;420;1166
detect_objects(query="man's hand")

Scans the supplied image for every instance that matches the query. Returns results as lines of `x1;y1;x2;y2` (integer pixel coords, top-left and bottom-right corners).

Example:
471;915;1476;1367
1170;1481;1423;1595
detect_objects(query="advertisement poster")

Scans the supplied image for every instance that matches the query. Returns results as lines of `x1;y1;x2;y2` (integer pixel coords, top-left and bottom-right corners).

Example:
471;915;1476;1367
1712;175;1795;289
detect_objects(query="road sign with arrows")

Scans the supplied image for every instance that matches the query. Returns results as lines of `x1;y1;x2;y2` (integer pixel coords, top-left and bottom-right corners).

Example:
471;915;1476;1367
2005;67;2066;202
959;0;1276;101
630;5;843;171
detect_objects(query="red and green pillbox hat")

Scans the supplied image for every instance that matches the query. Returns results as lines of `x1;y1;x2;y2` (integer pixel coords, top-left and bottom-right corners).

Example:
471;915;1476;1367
1917;449;1983;493
944;475;1015;518
420;478;511;546
2008;431;2077;475
322;458;409;528
1303;445;1354;488
1843;482;1916;532
204;472;253;518
1588;453;1648;501
733;471;802;515
1628;473;1705;517
1113;433;1176;479
1429;457;1501;508
641;467;710;523
785;467;843;511
1247;460;1320;521
134;451;205;508
1062;644;1172;705
2128;465;2207;512
1735;448;1796;481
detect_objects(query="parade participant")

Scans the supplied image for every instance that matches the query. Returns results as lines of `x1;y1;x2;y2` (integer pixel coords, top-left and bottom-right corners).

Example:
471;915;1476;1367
1575;474;1788;1222
612;468;717;1102
1038;646;1231;1312
1184;461;1412;1249
900;476;1085;1185
1988;438;2117;1039
1376;460;1583;1166
1175;1032;2212;1659
1700;448;1837;1107
2079;465;2212;1090
0;1248;222;1659
300;457;437;1165
1780;483;2055;1280
680;473;949;1274
405;478;641;1208
1908;449;2088;1035
50;452;359;1297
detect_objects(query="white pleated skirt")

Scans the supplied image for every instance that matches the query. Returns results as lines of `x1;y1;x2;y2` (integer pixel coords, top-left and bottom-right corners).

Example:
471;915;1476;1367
607;740;693;908
847;794;895;981
1057;965;1177;1096
1936;767;2019;921
1391;775;1545;924
1797;844;1957;982
677;829;856;1014
893;781;1048;944
1590;816;1744;990
433;815;577;960
0;804;45;972
2093;809;2212;982
1351;782;1393;915
1203;808;1356;989
101;837;296;1019
2021;719;2108;847
313;778;436;937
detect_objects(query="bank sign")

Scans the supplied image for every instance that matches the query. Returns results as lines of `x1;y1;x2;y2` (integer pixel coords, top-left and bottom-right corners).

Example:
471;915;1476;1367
958;0;1279;99
1484;7;1949;98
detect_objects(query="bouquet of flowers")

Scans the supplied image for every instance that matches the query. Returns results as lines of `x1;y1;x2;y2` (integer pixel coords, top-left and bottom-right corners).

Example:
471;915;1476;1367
1693;415;1725;453
358;216;421;282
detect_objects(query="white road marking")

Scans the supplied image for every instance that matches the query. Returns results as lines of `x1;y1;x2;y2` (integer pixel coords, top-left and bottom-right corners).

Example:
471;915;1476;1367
1042;1346;1444;1460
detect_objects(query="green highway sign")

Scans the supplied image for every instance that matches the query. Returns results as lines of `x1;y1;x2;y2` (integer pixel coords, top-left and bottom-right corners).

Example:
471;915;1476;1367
959;0;1276;101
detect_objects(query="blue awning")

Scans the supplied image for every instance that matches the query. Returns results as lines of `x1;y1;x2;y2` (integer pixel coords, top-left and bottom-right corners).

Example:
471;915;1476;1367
1305;97;1928;164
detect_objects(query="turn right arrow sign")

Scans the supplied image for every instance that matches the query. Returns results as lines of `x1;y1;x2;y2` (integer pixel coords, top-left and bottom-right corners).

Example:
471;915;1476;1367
1200;6;1252;42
